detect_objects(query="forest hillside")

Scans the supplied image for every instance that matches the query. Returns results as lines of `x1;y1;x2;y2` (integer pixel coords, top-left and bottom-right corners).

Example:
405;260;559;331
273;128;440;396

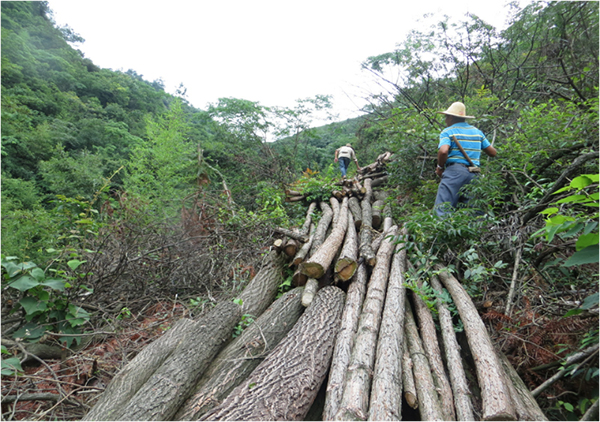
1;1;598;421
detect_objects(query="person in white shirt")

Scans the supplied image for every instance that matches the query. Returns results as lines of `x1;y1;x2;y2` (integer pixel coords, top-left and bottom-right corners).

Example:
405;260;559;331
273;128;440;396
334;143;361;177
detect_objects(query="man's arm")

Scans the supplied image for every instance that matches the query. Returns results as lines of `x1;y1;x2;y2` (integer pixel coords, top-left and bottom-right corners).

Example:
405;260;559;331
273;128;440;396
483;145;497;157
435;145;450;176
334;149;339;162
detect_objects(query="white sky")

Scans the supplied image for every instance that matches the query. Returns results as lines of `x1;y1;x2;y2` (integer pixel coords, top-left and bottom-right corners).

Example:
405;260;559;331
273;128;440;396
46;0;520;122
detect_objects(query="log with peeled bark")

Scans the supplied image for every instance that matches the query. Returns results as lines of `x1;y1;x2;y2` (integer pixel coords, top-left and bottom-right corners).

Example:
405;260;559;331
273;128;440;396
302;278;319;307
83;318;197;421
368;229;407;421
309;201;334;255
112;301;242;421
429;274;475;421
292;223;315;266
300;202;317;236
200;286;345;421
330;197;340;225
435;264;517;421
334;213;358;282
322;263;368;421
404;298;445;421
300;198;349;280
237;251;287;318
402;345;418;410
359;179;376;266
348;197;362;230
408;264;455;421
175;287;306;421
334;226;397;421
371;199;384;229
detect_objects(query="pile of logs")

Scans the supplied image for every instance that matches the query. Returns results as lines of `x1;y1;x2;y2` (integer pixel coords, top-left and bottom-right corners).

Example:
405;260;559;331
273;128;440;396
84;170;547;421
285;152;393;203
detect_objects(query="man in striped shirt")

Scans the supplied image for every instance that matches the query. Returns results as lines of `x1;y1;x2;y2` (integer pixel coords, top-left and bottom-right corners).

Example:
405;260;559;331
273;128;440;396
434;102;497;217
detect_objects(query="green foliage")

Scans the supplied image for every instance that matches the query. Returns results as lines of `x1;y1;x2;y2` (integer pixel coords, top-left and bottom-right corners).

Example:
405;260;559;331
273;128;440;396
1;345;23;376
232;314;255;338
1;255;92;347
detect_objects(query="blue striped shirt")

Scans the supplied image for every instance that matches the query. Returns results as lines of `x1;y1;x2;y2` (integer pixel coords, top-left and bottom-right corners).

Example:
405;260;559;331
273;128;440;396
439;122;490;167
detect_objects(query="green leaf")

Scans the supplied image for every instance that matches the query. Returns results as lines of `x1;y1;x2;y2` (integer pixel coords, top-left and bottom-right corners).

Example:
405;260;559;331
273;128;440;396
40;278;67;291
1;357;23;376
540;207;559;215
581;293;598;310
13;322;46;340
576;233;599;251
19;296;47;316
564;245;599;266
570;175;594;190
8;275;40;291
556;194;588;204
30;267;46;282
2;261;25;278
67;259;86;271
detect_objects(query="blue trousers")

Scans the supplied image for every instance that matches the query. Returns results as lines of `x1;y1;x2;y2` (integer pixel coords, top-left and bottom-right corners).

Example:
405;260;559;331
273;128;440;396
434;164;476;217
338;157;350;177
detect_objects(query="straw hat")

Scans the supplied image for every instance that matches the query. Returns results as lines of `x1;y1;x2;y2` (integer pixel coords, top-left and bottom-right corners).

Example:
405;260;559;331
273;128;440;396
346;143;352;147
437;102;474;119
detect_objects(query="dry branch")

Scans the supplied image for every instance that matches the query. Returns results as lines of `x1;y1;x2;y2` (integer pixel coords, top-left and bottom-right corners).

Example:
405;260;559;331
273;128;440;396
200;286;345;421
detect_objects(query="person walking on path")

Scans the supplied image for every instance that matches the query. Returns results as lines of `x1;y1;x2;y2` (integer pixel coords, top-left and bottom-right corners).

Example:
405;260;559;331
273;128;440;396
334;143;360;178
434;102;497;217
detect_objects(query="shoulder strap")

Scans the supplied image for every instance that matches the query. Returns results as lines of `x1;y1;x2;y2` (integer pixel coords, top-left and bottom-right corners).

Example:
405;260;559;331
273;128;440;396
451;135;475;167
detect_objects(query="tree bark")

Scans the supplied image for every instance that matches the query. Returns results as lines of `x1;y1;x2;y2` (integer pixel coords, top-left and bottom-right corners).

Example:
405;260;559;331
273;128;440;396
368;230;407;421
334;226;397;421
402;345;418;410
292;223;315;266
371;200;385;230
323;263;368;421
300;198;348;279
310;201;334;255
430;275;475;421
334;213;358;282
114;301;242;421
175;287;306;421
272;227;308;243
348;197;363;230
436;265;517;421
382;204;393;232
300;202;317;236
359;179;376;266
404;299;445;421
330;197;340;226
236;251;286;318
409;265;455;421
83;318;197;421
371;176;388;188
200;286;345;421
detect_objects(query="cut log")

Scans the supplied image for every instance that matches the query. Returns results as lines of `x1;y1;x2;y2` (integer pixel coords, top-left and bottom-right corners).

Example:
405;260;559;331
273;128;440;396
237;251;286;317
283;238;299;257
370;176;388;188
175;287;305;421
300;202;317;236
359;179;376;266
310;201;334;255
292;223;315;266
292;267;308;287
332;190;344;200
302;278;319;307
300;198;349;279
436;265;517;421
373;190;389;202
83;318;197;421
404;299;445;421
330;197;340;226
368;230;407;421
200;286;345;421
322;263;368;421
272;227;308;243
408;264;455;421
334;213;358;282
430;275;475;421
285;195;305;202
113;301;242;421
273;238;284;252
402;345;418;409
371;200;384;230
497;352;548;421
382;204;393;232
348;197;363;230
285;189;303;196
334;226;397;421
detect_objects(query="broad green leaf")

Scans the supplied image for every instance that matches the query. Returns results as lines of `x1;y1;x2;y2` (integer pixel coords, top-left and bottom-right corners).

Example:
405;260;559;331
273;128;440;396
13;322;46;340
19;296;47;316
576;233;599;251
564;245;599;266
41;278;67;291
9;275;40;292
540;207;559;215
583;221;599;235
67;260;86;271
581;293;599;310
30;267;46;282
556;194;588;204
1;345;8;354
1;357;23;376
2;261;23;278
570;175;594;190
